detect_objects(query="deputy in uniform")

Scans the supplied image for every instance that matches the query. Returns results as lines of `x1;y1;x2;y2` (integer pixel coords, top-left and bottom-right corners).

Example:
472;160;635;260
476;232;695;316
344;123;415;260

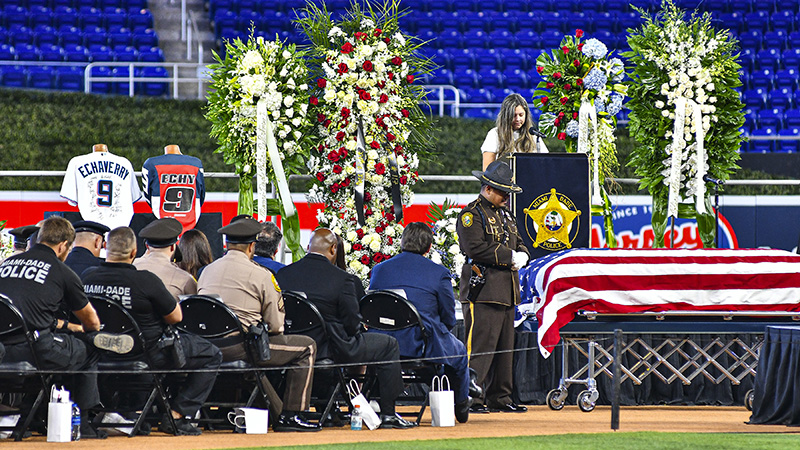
7;224;39;257
64;220;109;276
0;217;112;438
197;217;320;432
133;218;197;300
457;160;530;414
82;226;222;436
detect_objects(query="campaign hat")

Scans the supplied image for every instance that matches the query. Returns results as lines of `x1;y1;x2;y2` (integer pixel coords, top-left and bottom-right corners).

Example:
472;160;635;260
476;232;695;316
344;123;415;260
471;160;522;194
72;220;110;236
218;217;261;244
9;225;40;246
139;218;182;248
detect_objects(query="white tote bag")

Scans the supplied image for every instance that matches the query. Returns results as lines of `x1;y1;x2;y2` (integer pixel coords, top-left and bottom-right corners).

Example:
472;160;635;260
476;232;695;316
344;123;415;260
429;375;455;427
346;379;381;430
46;386;72;442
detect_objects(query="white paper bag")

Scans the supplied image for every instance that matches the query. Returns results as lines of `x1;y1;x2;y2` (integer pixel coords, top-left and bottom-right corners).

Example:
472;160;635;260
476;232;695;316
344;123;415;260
430;375;455;427
47;386;72;442
346;380;381;430
227;407;269;434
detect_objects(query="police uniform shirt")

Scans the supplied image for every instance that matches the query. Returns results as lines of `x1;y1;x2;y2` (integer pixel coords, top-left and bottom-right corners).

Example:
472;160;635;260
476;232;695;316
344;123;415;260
197;249;284;332
133;252;197;301
82;262;177;345
0;244;89;331
64;246;103;278
456;195;529;306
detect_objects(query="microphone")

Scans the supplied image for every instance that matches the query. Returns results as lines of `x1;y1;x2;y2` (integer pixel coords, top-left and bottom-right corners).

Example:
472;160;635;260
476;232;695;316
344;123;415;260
528;125;546;139
703;174;724;185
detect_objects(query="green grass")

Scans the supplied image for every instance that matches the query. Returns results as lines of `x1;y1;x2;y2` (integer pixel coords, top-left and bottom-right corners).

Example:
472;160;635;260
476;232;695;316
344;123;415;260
234;432;800;450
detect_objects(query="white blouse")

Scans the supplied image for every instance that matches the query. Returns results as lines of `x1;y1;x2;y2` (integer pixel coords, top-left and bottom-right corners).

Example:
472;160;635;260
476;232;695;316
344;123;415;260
480;127;549;154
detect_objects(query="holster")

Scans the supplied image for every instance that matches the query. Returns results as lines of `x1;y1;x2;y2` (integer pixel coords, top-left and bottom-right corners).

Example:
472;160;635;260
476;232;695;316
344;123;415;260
466;264;487;302
157;326;186;368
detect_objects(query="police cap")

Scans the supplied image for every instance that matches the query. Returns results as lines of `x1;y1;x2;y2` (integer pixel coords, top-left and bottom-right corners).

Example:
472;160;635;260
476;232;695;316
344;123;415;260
9;225;39;246
72;220;110;236
229;214;253;224
218;217;261;244
139;218;182;248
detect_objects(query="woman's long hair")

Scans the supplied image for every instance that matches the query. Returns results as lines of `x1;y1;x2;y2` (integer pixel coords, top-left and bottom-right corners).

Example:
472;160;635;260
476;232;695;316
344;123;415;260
496;93;536;160
176;229;214;279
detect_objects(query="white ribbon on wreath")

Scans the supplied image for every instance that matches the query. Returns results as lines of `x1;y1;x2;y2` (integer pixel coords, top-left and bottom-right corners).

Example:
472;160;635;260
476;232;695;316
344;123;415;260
577;98;602;206
666;97;707;218
257;98;296;221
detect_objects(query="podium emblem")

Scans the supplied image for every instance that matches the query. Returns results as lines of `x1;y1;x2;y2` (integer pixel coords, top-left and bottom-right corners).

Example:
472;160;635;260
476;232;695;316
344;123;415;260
523;188;582;251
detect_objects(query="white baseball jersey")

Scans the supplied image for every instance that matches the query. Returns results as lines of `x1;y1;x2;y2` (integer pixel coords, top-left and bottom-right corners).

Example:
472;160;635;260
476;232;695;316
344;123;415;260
60;151;143;229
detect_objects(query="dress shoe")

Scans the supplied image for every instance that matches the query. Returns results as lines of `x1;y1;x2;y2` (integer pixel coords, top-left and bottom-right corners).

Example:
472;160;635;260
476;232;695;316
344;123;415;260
273;414;321;432
469;403;489;414
468;377;484;399
158;415;202;436
379;413;418;429
455;398;471;424
489;403;527;413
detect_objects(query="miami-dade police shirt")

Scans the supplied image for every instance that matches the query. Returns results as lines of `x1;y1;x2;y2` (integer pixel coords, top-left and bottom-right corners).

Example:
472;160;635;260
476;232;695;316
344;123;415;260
142;154;205;232
60;151;143;230
0;244;89;332
81;262;177;346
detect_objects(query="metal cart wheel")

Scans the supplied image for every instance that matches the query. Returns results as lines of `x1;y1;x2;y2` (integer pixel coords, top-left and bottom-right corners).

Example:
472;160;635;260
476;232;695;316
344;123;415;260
745;389;755;411
577;390;596;412
546;389;566;411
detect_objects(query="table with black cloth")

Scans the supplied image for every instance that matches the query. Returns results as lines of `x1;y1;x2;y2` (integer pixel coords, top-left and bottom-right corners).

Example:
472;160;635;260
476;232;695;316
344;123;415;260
748;326;800;425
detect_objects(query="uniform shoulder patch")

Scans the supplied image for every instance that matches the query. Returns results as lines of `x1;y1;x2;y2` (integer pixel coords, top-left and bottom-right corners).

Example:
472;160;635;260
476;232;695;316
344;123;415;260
271;273;282;293
462;212;474;227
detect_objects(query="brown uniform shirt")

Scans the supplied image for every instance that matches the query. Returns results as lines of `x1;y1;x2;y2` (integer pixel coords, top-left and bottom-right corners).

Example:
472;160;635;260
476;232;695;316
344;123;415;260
196;249;284;333
133;251;197;301
457;194;529;306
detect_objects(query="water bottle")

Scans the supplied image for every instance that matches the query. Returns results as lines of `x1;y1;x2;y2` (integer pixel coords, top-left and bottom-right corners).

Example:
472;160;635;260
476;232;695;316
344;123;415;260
350;404;362;430
71;403;81;441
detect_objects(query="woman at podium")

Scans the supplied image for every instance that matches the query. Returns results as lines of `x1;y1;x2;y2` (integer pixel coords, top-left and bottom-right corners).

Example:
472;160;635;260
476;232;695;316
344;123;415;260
481;93;548;170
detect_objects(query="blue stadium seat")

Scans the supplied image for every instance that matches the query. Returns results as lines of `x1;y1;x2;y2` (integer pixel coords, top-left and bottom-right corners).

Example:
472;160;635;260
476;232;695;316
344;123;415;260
499;48;530;70
89;45;113;62
83;26;108;47
739;48;755;72
112;65;133;95
539;30;562;48
743;108;757;131
55;65;83;91
768;87;793;110
749;127;775;152
488;30;516;49
593;12;616;33
238;10;260;32
565;12;593;33
439;30;463;50
428;0;456;12
755;48;780;70
108;27;132;47
136;66;168;96
771;11;795;33
616;12;644;32
505;0;530;13
475;48;501;70
132;28;158;49
462;11;489;33
739;30;762;50
89;64;111;93
728;0;753;14
10;27;34;46
209;0;233;16
64;43;89;61
138;46;163;62
744;11;770;32
775;68;799;90
451;48;477;71
515;30;541;49
429;67;453;85
103;8;127;29
481;68;506;89
79;7;102;29
462;108;496;119
575;0;604;12
39;44;64;61
785;109;800;128
27;65;54;89
750;69;774;90
113;45;137;61
33;25;58;46
57;26;83;46
539;12;563;33
489;11;518;33
782;48;800;69
704;0;728;12
776;127;800;153
0;44;14;60
604;0;629;11
29;6;53;28
762;31;787;52
4;6;27;29
504;67;531;89
462;30;488;49
743;88;767;109
715;13;743;34
453;68;480;89
53;9;80;28
213;10;237;38
0;65;26;87
126;8;152;30
758;108;784;130
15;43;39;60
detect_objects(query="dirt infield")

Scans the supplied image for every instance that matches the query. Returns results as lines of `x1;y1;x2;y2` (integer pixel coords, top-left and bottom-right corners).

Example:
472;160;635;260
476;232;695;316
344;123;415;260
7;405;797;450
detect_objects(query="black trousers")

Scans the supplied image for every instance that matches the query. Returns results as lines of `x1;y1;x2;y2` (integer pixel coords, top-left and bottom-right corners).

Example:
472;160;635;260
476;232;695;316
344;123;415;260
147;333;222;417
5;330;101;412
341;333;403;415
463;302;515;407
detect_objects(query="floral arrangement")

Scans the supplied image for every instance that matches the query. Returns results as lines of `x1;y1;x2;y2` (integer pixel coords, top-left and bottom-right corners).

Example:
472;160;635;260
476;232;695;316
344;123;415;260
426;200;465;288
624;0;744;247
206;33;314;214
297;0;435;279
532;29;628;247
0;221;11;261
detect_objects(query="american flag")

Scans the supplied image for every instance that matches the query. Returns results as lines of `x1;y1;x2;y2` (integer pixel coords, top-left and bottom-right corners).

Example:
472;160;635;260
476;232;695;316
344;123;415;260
519;248;800;358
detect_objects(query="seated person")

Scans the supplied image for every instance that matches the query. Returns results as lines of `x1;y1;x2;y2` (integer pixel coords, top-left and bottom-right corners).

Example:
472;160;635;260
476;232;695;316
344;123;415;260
197;217;319;432
370;222;474;423
134;218;197;300
276;228;417;429
64;220;109;277
0;217;108;438
253;221;286;274
82;226;222;436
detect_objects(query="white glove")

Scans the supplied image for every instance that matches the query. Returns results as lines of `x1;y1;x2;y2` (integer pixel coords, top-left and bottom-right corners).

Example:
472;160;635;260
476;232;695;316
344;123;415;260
511;251;529;271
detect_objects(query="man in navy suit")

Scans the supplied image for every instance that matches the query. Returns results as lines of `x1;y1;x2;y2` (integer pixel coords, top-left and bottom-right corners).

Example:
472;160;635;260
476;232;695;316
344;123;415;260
370;222;473;423
276;228;417;429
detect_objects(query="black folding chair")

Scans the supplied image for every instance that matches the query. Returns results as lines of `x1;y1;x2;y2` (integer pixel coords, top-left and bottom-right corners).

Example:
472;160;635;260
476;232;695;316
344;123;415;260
282;290;351;426
176;294;271;427
87;294;178;437
0;294;52;441
359;289;443;425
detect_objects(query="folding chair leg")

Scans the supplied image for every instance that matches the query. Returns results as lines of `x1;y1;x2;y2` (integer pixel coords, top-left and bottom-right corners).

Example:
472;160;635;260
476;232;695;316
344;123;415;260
12;385;47;441
317;368;352;427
